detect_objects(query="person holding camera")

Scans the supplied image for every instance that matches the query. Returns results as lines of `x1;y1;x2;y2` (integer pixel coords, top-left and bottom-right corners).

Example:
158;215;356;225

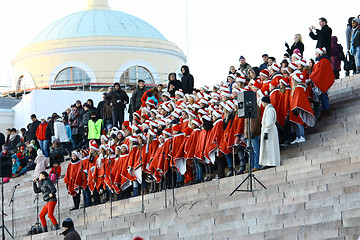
33;171;60;232
309;17;332;57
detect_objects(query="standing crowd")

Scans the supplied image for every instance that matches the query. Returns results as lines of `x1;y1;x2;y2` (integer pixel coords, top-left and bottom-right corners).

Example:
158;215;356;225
0;16;359;234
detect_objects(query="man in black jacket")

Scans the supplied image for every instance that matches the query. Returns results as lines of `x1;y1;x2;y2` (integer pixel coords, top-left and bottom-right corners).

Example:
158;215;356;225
130;80;146;115
309;17;332;57
106;82;129;128
61;218;81;240
181;65;194;94
29;114;41;144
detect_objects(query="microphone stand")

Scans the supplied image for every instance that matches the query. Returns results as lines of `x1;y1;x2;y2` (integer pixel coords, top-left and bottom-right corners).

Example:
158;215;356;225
139;142;144;214
169;138;175;207
108;156;113;219
1;177;14;239
8;185;19;237
162;151;167;209
55;176;61;229
80;160;86;225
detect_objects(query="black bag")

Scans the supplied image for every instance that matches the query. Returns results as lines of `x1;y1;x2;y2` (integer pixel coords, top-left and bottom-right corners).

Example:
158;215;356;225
344;52;356;71
28;223;43;235
337;44;345;61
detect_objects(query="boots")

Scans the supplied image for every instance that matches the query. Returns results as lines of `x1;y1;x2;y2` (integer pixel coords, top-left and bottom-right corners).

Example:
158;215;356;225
226;168;234;177
54;224;60;230
43;226;48;232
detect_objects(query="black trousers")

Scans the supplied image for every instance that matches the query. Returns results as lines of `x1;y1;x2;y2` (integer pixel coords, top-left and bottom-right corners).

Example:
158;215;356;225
72;191;81;209
112;110;124;129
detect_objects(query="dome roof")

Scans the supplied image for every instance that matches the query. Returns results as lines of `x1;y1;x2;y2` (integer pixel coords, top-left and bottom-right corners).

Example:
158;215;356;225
30;9;167;44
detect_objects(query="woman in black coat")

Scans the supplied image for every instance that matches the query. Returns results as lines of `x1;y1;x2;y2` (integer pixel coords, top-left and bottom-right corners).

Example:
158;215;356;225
285;34;305;55
167;72;182;97
33;171;59;232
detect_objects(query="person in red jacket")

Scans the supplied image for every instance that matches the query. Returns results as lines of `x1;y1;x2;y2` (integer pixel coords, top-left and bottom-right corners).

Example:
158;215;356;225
36;117;50;157
310;47;335;118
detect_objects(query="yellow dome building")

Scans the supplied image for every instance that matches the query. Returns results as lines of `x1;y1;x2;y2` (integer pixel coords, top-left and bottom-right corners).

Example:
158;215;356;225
11;0;186;92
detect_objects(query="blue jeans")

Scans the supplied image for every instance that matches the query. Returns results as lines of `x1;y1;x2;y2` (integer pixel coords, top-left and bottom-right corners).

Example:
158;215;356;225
194;159;204;181
247;135;261;169
295;123;305;138
355;46;360;73
320;92;330;111
39;139;49;157
225;153;233;168
176;171;184;183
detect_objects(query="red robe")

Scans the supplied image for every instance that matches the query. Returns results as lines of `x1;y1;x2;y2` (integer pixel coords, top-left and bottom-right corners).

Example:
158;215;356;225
219;117;233;156
144;139;159;174
170;133;187;174
310;57;335;93
64;159;81;196
194;128;209;162
229;115;246;147
149;138;172;182
104;154;116;190
184;128;201;161
204;119;223;164
290;84;316;127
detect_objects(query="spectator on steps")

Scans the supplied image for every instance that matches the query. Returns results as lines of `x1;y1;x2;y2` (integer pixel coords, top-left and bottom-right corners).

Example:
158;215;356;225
167;72;182;97
61;218;81;240
285;34;305;55
309;17;332;57
7;128;20;152
181;65;194;94
29;114;41;146
36;116;49;157
34;149;49;178
350;18;360;74
345;17;356;76
330;36;344;79
49;161;61;183
33;171;60;232
259;54;269;71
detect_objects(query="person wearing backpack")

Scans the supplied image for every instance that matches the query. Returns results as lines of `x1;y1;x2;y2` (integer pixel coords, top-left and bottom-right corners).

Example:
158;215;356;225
331;36;344;79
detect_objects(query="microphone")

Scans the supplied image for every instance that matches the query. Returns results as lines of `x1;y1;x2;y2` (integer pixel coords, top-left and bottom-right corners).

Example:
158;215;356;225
13;183;20;188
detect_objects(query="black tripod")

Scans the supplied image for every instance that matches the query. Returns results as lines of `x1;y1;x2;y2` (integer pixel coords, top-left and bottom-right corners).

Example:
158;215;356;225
230;116;266;196
1;178;14;239
8;184;19;237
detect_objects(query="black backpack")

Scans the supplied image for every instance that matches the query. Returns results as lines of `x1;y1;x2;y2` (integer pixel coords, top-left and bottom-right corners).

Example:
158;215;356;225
29;223;43;235
337;44;345;61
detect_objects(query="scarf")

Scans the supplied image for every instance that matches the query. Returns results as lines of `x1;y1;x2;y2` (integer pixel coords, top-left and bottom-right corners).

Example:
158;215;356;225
350;26;359;55
9;133;17;142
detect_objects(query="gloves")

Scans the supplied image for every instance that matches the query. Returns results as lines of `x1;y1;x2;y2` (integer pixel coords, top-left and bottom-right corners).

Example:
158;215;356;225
264;133;268;140
285;42;289;48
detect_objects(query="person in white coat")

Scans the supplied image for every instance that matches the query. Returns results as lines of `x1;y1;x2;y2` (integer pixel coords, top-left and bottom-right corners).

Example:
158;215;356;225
53;115;71;157
259;96;281;167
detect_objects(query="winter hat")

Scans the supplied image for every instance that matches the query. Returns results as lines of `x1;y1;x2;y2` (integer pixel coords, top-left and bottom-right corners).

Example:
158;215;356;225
40;116;46;121
353;18;360;25
297;59;308;67
62;218;74;228
120;144;129;152
271;64;281;72
200;85;209;91
162;128;172;137
221;91;231;98
80;148;90;156
89;140;99;150
199;99;209;106
280;78;290;86
122;121;130;128
315;47;326;55
101;135;109;142
162;92;171;99
71;151;81;159
212;110;223;119
239;55;245;60
148;129;157;137
191;118;202;127
260;70;270;78
198;109;208;116
37;149;44;156
236;76;246;83
227;74;236;80
133;110;141;119
292;73;304;83
201;115;211;122
146;99;155;106
252;80;262;90
261;96;271;104
288;62;298;71
292;52;302;60
175;90;184;97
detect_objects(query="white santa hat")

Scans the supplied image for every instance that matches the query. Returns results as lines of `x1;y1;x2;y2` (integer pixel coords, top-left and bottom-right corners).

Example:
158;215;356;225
292;73;304;83
288;62;298;71
175;89;184;97
292;52;302;60
221;91;231;98
212;110;223;119
316;47;326;55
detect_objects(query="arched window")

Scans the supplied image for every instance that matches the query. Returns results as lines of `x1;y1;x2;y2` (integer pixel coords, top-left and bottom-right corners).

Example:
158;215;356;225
120;66;154;85
54;67;90;85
